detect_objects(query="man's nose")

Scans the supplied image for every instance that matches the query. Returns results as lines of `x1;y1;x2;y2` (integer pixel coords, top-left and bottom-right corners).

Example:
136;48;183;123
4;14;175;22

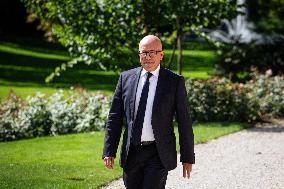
145;53;152;60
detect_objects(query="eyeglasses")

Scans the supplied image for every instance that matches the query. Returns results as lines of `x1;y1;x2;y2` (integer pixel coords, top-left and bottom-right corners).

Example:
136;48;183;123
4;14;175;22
138;50;162;58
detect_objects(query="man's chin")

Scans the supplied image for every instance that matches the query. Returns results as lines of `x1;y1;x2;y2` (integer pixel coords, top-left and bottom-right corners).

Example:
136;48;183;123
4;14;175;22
143;65;153;71
142;63;157;71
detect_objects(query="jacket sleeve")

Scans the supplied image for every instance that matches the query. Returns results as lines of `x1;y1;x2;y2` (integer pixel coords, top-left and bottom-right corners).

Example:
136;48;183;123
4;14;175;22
175;76;195;164
102;74;124;159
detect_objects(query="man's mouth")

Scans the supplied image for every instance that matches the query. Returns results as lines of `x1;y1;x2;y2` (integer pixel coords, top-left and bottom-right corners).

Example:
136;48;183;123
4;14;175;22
143;62;154;65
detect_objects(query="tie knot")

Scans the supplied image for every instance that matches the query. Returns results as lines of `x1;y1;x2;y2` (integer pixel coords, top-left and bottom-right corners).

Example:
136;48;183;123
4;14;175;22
146;72;153;80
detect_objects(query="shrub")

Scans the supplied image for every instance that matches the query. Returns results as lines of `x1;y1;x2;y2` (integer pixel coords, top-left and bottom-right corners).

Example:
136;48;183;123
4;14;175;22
0;89;110;141
215;41;284;81
186;71;284;122
186;78;260;123
246;71;284;117
23;93;52;137
0;72;282;142
0;92;28;141
47;90;80;135
73;91;110;133
47;89;110;135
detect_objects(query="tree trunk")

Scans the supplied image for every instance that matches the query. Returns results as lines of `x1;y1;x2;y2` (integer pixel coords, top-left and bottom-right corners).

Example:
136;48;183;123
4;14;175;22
166;38;177;69
177;34;183;75
176;17;183;75
142;0;150;34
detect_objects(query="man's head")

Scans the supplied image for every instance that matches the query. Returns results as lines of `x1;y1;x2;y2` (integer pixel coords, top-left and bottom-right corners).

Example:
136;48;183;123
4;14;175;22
139;35;164;72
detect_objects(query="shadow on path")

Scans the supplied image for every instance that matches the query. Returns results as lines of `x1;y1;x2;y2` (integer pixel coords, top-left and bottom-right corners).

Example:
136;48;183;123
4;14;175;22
248;119;284;133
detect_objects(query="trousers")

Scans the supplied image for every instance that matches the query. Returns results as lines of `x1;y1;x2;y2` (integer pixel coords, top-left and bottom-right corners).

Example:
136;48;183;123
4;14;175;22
123;143;168;189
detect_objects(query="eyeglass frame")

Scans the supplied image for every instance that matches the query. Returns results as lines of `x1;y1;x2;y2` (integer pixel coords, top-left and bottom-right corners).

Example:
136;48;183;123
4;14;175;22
138;50;163;58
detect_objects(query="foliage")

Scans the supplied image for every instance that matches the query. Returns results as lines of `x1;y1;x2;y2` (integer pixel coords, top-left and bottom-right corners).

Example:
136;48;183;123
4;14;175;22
186;71;284;122
21;0;237;79
247;0;284;35
21;0;143;82
47;90;79;135
140;0;238;35
162;0;238;74
246;70;284;117
211;0;284;80
47;89;109;134
0;92;52;140
0;92;51;140
0;92;27;141
2;72;282;141
0;89;110;141
215;41;284;81
186;78;259;123
22;93;52;137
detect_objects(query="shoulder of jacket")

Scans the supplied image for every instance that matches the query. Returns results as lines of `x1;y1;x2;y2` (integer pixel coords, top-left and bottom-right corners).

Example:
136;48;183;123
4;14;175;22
161;67;183;80
121;67;141;77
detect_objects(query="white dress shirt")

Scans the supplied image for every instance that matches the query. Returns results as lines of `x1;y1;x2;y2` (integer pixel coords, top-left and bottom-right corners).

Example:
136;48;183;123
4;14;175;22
134;64;160;142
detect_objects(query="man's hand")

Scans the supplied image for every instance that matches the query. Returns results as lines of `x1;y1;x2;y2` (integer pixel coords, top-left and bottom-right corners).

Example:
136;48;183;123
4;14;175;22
182;163;192;179
103;156;115;169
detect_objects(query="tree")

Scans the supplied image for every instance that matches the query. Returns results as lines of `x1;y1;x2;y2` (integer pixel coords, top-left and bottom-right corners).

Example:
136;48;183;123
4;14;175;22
126;0;239;75
160;0;238;75
21;0;238;80
21;0;144;82
247;0;284;36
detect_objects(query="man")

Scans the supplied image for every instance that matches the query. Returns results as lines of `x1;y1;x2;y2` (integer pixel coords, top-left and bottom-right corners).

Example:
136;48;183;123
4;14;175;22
102;35;195;189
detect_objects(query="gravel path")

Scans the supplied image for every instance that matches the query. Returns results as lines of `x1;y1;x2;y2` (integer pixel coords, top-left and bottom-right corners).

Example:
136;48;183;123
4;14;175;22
101;122;284;189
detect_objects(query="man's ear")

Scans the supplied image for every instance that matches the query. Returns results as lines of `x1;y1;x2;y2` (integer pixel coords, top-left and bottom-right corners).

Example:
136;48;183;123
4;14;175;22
160;51;164;60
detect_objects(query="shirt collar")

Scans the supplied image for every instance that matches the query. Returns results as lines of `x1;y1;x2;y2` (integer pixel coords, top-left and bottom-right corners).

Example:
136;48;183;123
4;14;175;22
141;64;160;79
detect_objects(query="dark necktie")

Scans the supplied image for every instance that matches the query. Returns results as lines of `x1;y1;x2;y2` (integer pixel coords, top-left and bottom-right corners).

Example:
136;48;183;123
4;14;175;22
131;72;153;147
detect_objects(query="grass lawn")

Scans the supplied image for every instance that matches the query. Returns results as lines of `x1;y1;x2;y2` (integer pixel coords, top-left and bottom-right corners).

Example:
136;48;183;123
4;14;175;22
0;122;249;189
0;41;217;100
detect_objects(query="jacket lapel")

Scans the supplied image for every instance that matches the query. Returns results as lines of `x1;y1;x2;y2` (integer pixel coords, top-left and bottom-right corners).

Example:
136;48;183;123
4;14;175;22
129;67;142;121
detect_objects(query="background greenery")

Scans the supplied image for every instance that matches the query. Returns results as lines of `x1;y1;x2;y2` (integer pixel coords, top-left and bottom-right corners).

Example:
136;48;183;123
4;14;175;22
20;0;237;77
0;0;283;188
0;40;217;100
214;0;284;81
2;71;283;142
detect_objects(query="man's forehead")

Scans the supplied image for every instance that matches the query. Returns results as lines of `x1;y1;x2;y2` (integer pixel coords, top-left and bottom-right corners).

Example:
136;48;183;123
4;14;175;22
139;43;159;49
139;45;161;52
139;35;162;48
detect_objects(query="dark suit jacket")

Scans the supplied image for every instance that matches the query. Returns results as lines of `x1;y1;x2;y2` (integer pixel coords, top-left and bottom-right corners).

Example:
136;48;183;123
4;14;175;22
102;66;195;171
